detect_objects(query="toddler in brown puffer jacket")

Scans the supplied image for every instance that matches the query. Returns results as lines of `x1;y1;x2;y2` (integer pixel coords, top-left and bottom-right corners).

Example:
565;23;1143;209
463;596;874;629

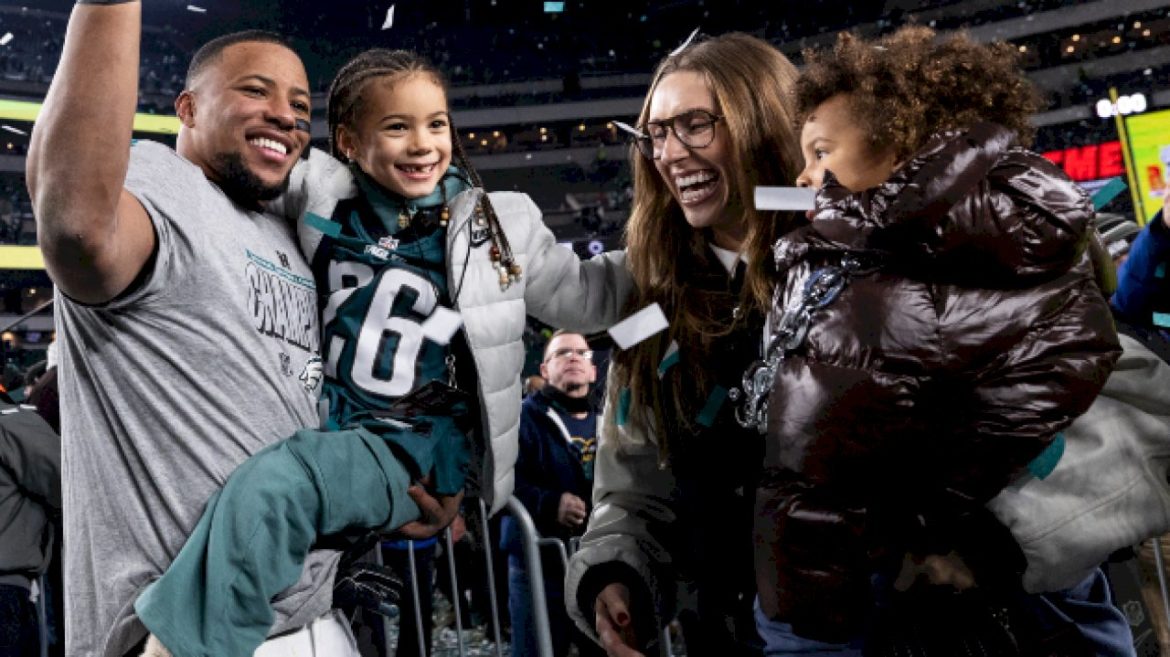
743;26;1122;649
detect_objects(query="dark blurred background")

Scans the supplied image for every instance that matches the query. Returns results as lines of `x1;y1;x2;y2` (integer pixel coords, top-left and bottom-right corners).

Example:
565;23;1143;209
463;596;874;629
1;0;1167;367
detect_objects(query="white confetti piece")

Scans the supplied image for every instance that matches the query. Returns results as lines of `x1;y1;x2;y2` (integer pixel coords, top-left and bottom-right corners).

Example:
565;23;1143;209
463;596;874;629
1;125;26;136
669;27;701;57
612;120;646;139
1;408;17;415
186;4;207;12
376;416;411;430
608;303;668;350
0;33;13;46
754;186;816;211
420;307;463;345
657;340;679;379
381;4;395;30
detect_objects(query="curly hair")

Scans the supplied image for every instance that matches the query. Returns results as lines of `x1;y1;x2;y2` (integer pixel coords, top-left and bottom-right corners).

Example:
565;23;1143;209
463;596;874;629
796;26;1044;159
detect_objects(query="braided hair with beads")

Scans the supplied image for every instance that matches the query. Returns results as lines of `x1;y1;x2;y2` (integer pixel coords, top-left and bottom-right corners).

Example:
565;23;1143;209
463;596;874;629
326;48;522;290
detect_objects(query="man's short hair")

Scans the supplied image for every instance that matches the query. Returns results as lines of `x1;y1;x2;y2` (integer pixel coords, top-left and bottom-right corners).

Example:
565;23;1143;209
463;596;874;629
543;329;585;361
185;30;294;88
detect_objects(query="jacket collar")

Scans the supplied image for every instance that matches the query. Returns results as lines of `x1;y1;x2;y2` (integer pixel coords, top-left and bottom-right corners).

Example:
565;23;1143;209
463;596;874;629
773;122;1045;274
811;122;1014;248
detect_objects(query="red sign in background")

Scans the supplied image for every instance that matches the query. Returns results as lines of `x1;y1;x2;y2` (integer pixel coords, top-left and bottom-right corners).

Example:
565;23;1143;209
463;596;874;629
1042;141;1125;182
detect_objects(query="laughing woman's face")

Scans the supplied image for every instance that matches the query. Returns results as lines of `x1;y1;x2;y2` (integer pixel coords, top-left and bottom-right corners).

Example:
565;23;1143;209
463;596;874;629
647;70;744;249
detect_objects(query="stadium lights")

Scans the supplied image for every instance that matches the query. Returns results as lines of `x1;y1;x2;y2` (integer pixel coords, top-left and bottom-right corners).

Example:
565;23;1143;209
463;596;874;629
1096;93;1148;119
0;99;179;135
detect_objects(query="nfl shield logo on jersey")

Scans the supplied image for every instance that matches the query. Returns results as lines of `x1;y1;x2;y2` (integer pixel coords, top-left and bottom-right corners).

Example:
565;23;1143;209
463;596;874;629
470;226;491;247
364;245;390;260
299;356;323;392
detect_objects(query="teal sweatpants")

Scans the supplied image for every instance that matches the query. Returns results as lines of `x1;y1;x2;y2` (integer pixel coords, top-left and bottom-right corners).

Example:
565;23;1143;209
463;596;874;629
134;426;419;657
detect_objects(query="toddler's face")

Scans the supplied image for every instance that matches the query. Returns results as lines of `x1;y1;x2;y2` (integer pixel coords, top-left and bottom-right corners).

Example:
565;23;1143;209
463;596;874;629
795;94;898;194
338;73;453;200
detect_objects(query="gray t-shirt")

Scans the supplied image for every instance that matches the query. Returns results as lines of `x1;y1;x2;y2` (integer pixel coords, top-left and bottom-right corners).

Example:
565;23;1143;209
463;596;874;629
57;141;331;657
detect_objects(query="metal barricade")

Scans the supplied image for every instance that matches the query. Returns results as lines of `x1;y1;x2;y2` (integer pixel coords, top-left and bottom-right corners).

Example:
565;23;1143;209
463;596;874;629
1152;538;1170;642
367;495;558;657
36;574;48;657
361;495;684;657
505;496;556;657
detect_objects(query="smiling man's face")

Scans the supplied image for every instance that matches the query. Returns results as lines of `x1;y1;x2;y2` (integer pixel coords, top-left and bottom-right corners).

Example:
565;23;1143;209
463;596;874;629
176;41;311;205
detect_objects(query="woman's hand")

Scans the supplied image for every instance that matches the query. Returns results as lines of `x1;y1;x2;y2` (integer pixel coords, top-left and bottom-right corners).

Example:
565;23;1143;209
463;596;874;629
595;583;644;656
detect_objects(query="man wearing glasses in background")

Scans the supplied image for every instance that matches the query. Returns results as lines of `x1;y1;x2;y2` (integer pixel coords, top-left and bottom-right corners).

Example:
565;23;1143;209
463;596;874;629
501;330;604;657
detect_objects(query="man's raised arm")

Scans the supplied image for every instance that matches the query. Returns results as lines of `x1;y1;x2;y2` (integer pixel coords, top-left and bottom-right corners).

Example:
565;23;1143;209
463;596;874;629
28;0;155;304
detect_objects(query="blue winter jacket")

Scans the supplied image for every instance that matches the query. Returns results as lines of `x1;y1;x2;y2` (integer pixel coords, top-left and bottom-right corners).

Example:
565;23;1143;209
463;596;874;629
500;389;596;557
1112;211;1170;336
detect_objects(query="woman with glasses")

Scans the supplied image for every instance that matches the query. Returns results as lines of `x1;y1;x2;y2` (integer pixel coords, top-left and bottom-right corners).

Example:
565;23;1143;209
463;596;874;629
565;33;804;656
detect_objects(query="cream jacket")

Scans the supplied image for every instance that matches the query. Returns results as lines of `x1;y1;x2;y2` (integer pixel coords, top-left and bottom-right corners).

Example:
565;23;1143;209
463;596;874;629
286;149;631;513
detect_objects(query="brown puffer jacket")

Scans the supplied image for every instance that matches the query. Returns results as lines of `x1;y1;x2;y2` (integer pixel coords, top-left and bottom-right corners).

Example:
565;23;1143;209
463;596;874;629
754;122;1121;641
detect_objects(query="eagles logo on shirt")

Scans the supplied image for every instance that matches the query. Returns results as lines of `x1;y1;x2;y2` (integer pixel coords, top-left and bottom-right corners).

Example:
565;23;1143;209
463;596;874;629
299;356;323;392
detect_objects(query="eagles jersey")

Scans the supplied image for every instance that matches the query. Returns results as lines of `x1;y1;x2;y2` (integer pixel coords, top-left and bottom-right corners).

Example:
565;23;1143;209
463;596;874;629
307;173;456;429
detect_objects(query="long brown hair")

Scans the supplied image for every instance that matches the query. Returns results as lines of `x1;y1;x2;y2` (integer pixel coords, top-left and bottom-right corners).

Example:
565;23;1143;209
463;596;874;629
611;33;803;458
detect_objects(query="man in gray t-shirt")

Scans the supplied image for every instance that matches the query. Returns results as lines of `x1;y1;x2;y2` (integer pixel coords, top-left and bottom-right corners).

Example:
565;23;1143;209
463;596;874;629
28;5;340;655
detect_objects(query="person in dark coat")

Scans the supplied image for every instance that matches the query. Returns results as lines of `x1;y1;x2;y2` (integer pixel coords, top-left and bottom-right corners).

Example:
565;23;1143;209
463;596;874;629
749;26;1123;654
1112;194;1170;342
502;330;602;657
0;401;61;657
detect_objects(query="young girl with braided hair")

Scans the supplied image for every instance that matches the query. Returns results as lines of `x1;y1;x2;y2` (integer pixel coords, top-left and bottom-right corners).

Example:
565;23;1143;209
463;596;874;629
133;48;631;657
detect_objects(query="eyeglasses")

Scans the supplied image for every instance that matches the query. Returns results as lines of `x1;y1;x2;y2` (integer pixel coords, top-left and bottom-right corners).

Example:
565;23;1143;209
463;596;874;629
631;109;724;160
546;348;593;362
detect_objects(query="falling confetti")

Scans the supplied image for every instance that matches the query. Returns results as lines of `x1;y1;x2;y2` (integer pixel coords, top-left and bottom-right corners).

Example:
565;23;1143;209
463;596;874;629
382;4;395;30
186;5;207;12
0;33;13;46
608;303;668;350
1090;177;1126;211
612;120;645;139
420;307;463;345
0;125;27;136
657;340;680;379
754;186;816;211
669;28;701;57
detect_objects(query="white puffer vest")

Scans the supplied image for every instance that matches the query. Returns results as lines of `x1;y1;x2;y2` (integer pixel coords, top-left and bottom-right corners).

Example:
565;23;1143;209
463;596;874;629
286;149;631;513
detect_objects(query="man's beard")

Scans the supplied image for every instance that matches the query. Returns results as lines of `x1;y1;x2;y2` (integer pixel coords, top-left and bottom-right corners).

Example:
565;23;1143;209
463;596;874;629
211;151;290;206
